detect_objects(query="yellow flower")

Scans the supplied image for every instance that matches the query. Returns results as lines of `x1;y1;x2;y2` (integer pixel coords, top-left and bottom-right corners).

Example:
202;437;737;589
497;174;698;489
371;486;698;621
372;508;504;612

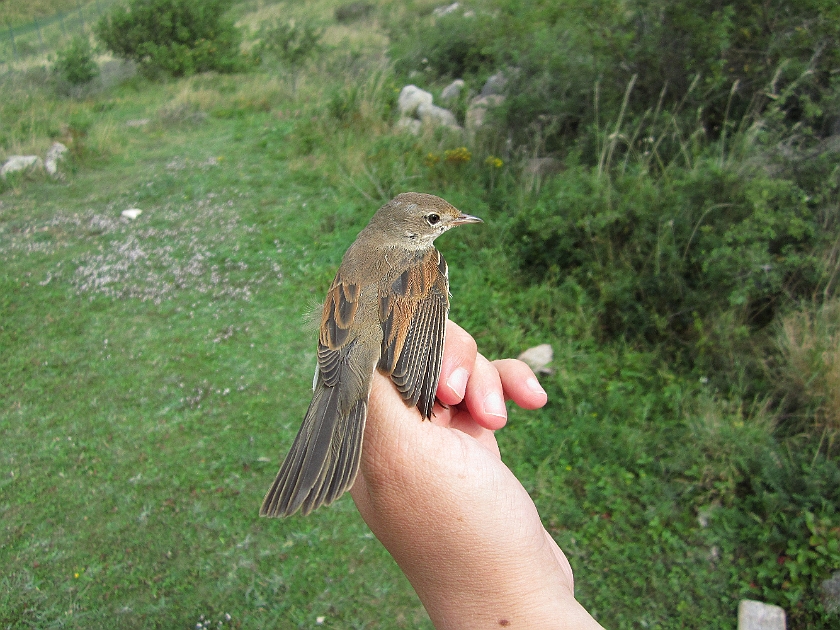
444;147;471;164
484;156;503;168
424;153;440;167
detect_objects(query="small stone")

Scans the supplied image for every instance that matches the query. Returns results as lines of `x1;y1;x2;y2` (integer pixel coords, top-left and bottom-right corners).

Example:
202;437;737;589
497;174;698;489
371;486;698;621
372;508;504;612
433;2;459;17
517;344;553;375
125;118;150;127
737;600;786;630
821;570;840;614
121;208;143;220
1;155;43;179
45;142;69;178
441;79;465;102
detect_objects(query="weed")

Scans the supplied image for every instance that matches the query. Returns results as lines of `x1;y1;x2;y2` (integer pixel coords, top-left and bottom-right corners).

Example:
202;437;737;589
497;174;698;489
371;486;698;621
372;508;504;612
54;35;99;86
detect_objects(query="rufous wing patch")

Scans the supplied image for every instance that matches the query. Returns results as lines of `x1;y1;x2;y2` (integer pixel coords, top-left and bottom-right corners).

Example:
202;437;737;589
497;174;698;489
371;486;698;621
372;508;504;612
320;277;360;350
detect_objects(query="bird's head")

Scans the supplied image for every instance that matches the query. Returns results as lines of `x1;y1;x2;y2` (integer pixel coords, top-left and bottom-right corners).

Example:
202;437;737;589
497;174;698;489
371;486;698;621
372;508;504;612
368;192;482;249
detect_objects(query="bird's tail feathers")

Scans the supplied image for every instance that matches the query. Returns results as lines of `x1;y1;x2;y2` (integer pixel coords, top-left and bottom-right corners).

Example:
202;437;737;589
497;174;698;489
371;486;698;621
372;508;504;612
260;377;366;517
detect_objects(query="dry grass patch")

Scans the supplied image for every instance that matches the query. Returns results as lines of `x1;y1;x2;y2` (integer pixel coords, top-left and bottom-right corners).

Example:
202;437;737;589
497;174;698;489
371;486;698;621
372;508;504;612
776;299;840;447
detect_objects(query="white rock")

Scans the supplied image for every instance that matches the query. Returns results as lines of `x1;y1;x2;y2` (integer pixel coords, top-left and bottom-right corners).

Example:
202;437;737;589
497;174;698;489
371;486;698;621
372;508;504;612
481;71;508;96
737;600;786;630
433;2;459;17
1;155;43;179
125;118;150;127
44;142;69;178
441;79;465;102
821;570;840;614
121;208;143;220
398;85;433;118
417;102;459;129
517;344;553;375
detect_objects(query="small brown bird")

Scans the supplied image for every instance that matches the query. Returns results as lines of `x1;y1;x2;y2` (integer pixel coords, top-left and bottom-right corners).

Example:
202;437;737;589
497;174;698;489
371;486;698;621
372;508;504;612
260;192;482;517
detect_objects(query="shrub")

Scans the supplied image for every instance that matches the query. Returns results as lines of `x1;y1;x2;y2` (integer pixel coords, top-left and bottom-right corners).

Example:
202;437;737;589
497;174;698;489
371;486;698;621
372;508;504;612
505;161;831;361
388;7;501;80
254;20;322;93
55;36;99;86
255;20;322;70
95;0;245;78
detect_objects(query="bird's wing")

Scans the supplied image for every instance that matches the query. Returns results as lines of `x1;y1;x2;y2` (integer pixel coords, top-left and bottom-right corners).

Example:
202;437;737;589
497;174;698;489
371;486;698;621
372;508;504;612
318;275;361;386
260;273;367;517
378;249;450;418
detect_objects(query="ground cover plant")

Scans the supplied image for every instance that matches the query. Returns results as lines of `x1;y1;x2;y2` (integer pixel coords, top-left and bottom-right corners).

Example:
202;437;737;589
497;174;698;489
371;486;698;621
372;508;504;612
2;0;839;628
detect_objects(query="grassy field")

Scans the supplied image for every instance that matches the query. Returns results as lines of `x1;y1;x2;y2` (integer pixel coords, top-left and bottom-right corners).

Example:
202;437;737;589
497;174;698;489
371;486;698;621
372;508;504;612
2;1;839;628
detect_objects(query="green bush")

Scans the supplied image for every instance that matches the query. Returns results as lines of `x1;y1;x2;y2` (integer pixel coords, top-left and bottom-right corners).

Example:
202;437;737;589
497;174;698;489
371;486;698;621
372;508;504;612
95;0;246;78
254;20;322;71
55;36;100;86
505;161;831;357
388;7;501;80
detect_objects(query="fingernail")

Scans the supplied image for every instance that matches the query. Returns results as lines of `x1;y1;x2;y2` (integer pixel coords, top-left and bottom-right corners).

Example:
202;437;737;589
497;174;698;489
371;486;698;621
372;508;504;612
447;367;469;399
484;392;507;419
526;378;546;396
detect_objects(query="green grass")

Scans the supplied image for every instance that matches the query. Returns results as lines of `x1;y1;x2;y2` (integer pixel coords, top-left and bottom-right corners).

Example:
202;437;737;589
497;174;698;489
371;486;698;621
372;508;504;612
1;95;433;627
2;1;839;628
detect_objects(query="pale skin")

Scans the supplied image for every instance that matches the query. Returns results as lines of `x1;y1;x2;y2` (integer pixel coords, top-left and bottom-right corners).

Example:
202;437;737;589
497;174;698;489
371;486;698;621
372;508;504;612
351;321;604;630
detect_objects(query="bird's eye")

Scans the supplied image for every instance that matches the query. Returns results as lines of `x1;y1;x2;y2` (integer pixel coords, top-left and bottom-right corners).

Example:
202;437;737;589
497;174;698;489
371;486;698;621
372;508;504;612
427;213;441;225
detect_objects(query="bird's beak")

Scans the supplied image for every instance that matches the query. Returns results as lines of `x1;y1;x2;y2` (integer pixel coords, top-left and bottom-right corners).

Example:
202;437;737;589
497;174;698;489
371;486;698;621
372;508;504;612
452;213;483;225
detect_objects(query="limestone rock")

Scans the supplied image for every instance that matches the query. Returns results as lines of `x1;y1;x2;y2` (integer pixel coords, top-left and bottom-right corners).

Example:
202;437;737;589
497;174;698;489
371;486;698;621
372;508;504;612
1;155;43;179
517;344;554;375
433;2;460;17
417;102;459;129
121;208;143;220
398;85;433;118
396;85;460;132
481;71;507;97
737;600;786;630
45;142;69;179
441;79;465;103
821;570;840;614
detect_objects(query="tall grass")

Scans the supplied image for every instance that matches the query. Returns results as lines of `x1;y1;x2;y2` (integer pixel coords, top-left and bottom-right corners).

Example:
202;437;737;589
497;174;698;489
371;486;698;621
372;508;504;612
777;300;840;443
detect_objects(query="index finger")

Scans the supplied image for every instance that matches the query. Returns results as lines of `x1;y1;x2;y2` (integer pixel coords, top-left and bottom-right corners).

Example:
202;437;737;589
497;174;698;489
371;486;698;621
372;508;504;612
436;320;478;407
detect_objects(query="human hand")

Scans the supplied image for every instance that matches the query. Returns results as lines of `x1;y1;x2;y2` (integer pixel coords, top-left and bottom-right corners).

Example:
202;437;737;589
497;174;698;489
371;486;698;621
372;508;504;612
351;321;602;629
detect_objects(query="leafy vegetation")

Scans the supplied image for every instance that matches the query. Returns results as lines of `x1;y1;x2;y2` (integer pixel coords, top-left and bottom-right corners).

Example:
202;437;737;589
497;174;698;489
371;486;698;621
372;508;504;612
95;0;247;77
54;36;100;85
1;0;839;628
